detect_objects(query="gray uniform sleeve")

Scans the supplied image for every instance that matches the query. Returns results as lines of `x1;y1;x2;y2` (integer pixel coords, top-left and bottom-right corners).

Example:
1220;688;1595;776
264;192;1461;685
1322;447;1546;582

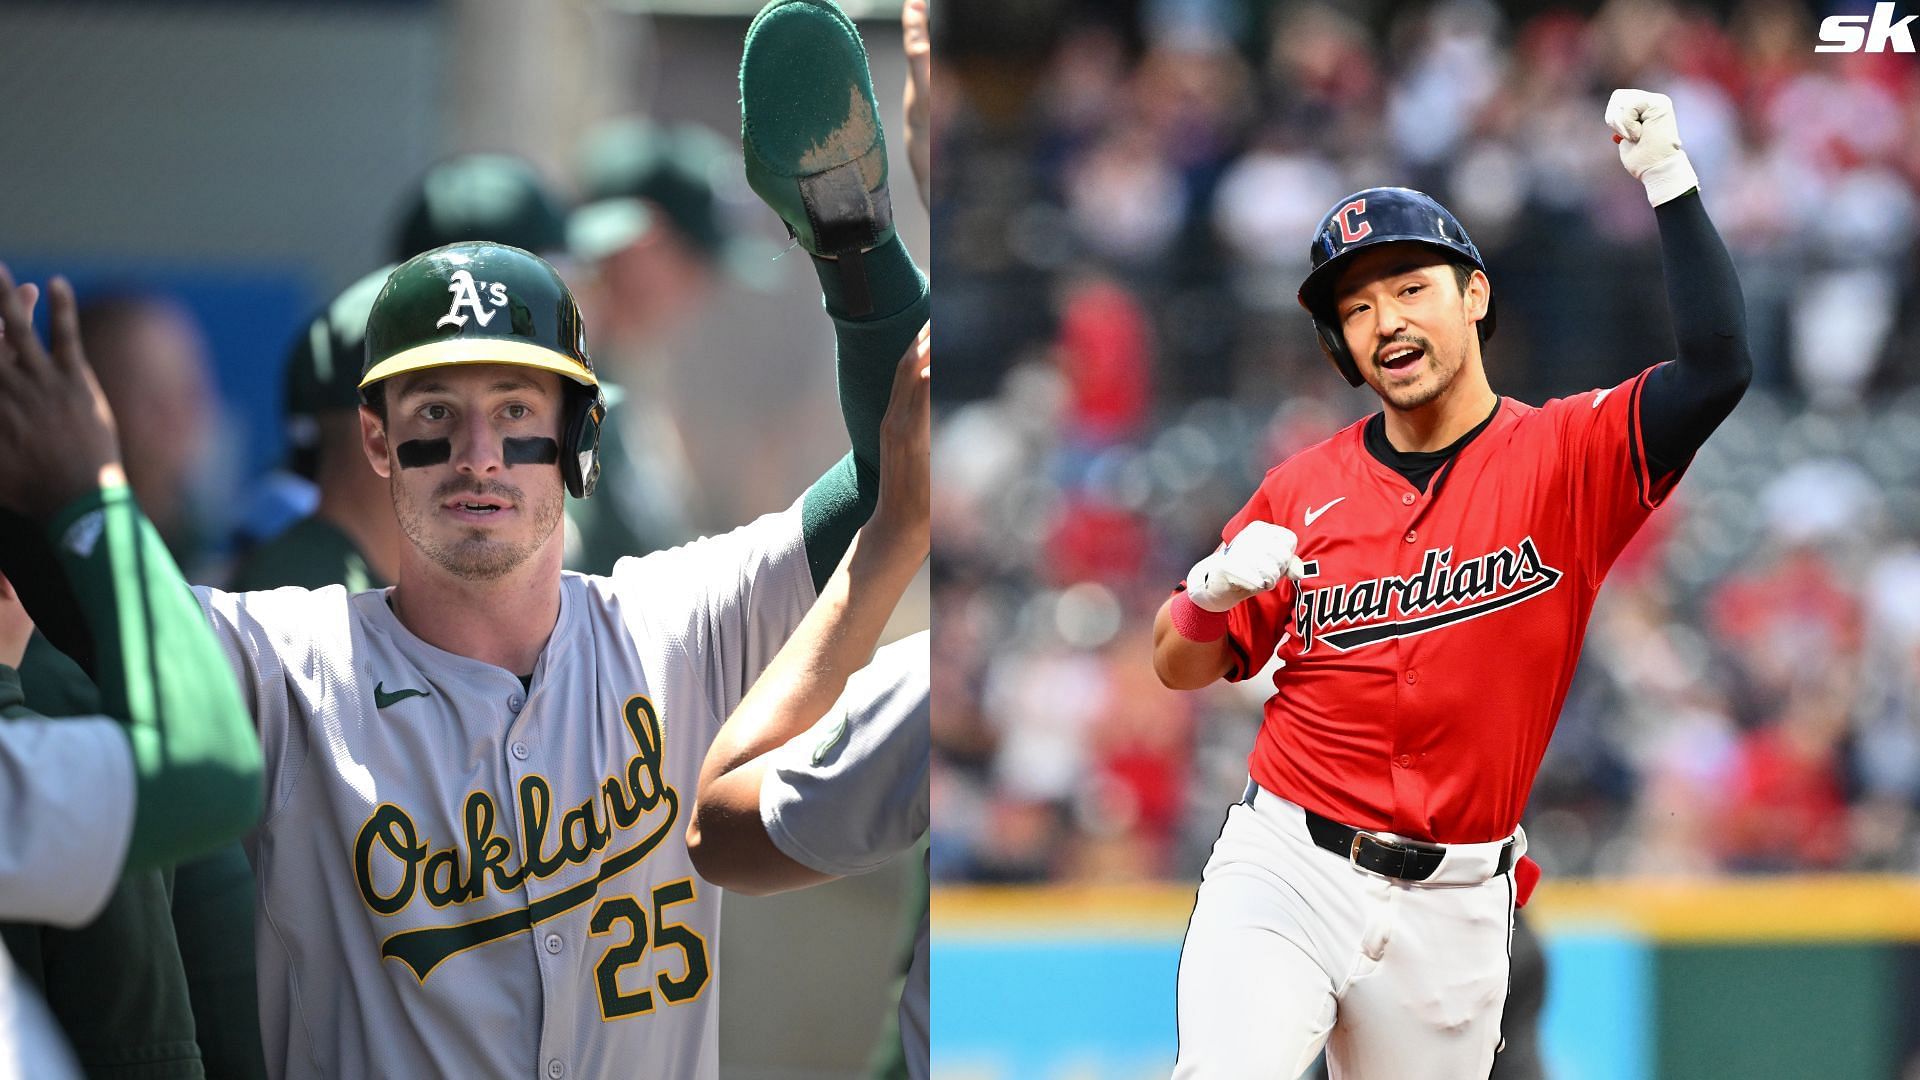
759;633;930;877
0;717;135;925
609;499;819;727
195;584;340;824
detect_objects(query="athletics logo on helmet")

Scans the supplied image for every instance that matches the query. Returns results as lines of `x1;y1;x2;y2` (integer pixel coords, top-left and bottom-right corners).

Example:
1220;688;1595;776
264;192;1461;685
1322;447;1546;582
362;241;605;498
435;270;509;330
1297;187;1497;388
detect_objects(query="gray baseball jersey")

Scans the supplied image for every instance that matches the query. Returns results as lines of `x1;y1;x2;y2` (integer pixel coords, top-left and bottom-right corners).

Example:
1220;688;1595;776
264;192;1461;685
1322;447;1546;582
0;717;134;926
0;715;136;1080
759;631;929;1080
197;501;814;1080
0;947;82;1080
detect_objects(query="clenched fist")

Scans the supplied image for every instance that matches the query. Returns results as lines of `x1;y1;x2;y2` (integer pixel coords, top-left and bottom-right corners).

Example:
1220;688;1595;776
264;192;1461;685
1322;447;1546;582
1185;521;1305;613
1605;89;1699;207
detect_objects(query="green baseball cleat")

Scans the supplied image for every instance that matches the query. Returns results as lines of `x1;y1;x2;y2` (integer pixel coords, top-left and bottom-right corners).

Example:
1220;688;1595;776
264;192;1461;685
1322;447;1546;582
740;0;895;315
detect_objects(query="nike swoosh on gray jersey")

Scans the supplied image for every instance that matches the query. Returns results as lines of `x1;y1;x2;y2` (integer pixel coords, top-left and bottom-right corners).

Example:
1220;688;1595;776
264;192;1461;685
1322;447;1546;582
373;683;430;708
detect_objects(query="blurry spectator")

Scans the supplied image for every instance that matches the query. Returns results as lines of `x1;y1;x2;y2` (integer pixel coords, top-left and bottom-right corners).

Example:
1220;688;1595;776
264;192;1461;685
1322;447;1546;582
1056;276;1153;444
1720;676;1852;871
566;119;771;570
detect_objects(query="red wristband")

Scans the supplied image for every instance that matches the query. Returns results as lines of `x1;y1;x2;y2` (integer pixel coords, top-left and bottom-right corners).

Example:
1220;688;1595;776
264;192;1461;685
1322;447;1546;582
1170;592;1230;642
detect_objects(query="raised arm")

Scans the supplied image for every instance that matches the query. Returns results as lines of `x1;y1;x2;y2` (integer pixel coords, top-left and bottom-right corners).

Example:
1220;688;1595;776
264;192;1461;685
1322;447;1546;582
687;332;928;894
1605;89;1753;476
0;267;262;874
740;0;932;591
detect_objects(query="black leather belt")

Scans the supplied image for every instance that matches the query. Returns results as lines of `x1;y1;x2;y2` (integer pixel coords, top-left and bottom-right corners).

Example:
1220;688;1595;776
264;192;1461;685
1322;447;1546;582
1301;807;1514;882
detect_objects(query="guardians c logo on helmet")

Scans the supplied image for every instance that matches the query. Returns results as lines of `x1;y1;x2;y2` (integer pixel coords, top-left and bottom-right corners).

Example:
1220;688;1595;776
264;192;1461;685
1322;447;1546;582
1297;187;1497;388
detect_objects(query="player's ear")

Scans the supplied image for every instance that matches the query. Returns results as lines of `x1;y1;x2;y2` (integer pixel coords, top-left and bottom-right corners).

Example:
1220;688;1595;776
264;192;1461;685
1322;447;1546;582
1464;269;1490;328
360;405;393;480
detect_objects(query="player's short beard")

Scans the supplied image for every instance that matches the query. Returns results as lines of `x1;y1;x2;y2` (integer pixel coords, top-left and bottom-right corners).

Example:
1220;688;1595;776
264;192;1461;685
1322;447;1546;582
1373;331;1458;412
394;473;563;582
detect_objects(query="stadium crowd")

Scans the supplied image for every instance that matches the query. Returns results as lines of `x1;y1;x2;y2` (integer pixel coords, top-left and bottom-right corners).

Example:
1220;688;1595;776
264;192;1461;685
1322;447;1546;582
930;0;1920;883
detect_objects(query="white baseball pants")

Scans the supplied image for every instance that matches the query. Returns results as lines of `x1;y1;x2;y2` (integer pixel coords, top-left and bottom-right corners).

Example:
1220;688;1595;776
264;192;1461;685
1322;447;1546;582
1172;784;1520;1080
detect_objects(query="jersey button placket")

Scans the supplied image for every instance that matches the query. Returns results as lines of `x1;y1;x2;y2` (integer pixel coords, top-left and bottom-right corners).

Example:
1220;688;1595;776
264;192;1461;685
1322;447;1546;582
1395;671;1420;766
1389;488;1433;824
547;1060;564;1079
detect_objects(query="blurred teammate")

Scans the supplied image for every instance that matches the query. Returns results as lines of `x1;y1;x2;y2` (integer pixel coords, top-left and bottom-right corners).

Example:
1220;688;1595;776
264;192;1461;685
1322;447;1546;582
565;118;761;570
1154;91;1750;1077
2;2;925;1075
0;273;263;1078
76;294;222;569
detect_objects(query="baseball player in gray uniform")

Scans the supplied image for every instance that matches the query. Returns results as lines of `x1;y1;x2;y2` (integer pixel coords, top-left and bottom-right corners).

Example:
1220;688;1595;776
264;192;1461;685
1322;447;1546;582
692;634;930;1078
686;312;929;1075
1;2;924;1075
0;273;263;1077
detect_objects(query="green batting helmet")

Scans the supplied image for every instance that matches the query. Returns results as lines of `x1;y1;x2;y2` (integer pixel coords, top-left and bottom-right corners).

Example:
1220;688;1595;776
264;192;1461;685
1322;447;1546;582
361;241;604;498
392;154;568;262
282;264;393;478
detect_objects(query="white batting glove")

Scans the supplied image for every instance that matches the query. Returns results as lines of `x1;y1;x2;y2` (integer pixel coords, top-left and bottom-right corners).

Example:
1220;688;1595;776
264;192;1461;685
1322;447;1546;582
1605;89;1699;207
1185;521;1305;613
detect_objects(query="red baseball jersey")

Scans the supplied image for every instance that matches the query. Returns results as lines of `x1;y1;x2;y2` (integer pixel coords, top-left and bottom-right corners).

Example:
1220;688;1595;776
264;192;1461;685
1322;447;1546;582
1211;367;1678;843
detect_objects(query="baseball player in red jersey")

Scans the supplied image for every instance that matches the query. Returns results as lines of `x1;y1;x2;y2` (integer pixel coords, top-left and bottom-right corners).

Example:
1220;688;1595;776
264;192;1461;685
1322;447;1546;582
1154;90;1750;1078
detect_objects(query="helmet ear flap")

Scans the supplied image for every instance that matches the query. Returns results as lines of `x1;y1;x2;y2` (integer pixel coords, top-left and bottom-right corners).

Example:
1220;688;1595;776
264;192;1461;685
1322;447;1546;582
561;386;605;498
1314;317;1365;388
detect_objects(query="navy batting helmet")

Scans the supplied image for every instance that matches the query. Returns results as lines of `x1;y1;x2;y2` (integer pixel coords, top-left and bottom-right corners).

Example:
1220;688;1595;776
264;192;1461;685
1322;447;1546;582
1297;187;1496;388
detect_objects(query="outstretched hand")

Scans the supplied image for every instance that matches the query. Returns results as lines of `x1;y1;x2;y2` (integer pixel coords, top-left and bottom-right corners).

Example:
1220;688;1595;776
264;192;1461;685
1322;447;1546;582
0;265;124;519
870;320;930;558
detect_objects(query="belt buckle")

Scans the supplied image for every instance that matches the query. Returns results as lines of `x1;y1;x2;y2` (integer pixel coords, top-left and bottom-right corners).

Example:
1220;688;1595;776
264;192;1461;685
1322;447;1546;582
1348;830;1397;877
1350;829;1438;880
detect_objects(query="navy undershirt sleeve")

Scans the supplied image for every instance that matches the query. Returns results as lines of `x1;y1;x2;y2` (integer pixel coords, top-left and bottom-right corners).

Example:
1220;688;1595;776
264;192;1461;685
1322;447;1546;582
1638;191;1752;478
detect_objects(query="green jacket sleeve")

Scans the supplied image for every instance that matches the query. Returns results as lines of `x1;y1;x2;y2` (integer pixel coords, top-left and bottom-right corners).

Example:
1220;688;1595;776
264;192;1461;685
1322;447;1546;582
799;237;929;591
43;485;263;872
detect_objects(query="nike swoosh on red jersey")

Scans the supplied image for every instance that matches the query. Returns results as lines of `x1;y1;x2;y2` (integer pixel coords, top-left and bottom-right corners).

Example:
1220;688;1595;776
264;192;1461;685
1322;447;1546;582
1303;497;1346;527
